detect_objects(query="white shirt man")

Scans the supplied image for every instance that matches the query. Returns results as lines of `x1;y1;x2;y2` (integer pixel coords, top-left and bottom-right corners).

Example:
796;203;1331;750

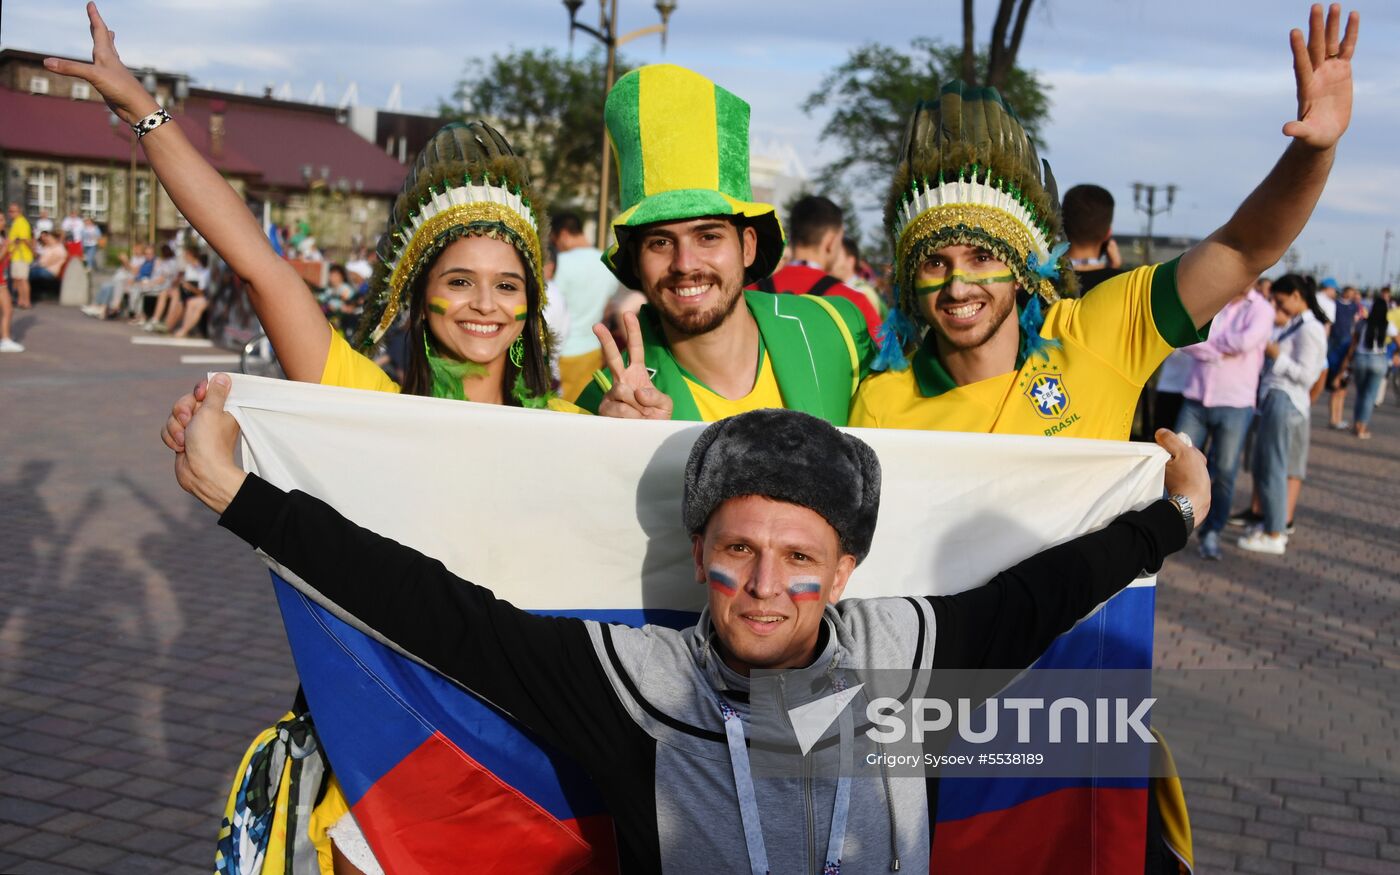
60;211;83;241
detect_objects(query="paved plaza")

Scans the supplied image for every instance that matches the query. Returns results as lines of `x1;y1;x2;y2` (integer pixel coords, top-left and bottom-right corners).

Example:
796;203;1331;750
2;302;1397;873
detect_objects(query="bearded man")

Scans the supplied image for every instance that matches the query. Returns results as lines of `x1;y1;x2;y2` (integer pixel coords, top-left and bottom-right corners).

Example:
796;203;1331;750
573;65;873;424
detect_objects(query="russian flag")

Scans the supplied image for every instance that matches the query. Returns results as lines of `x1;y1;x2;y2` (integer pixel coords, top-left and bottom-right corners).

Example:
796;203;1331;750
276;577;650;872
930;586;1155;873
225;375;1168;874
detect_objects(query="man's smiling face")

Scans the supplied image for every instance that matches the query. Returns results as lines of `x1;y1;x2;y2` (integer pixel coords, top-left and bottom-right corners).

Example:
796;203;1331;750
633;217;757;336
694;495;855;676
915;244;1020;352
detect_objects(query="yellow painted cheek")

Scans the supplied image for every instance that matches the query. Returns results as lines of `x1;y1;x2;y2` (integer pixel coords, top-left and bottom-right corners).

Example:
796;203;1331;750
428;296;452;315
957;269;1017;285
512;304;528;322
915;277;951;297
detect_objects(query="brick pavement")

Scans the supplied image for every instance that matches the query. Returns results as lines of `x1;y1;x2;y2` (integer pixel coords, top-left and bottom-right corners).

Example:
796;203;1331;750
2;304;289;874
2;302;1398;872
1154;383;1400;874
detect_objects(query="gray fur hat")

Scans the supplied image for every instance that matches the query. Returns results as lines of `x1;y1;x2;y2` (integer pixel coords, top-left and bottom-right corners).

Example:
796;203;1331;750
683;409;881;563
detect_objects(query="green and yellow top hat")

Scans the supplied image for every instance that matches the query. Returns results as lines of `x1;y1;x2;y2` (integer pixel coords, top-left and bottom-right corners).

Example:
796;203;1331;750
601;64;784;289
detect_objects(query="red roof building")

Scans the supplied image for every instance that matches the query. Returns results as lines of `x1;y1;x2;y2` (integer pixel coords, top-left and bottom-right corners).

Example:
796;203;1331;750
0;48;417;257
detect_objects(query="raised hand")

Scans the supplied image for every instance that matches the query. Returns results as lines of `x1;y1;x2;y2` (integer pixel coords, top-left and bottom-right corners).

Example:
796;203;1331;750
594;312;673;420
1284;3;1359;151
43;4;158;125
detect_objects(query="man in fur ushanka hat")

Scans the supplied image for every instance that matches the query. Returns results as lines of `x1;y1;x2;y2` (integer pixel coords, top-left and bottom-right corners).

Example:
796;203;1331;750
853;4;1359;444
179;393;1210;874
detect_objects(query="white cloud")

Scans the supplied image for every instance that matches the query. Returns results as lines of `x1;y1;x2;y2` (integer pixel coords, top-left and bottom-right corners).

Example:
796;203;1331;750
6;0;1397;282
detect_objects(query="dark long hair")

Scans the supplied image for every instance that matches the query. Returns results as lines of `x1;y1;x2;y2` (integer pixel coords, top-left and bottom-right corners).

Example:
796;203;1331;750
1274;273;1329;325
1362;293;1391;349
399;248;552;404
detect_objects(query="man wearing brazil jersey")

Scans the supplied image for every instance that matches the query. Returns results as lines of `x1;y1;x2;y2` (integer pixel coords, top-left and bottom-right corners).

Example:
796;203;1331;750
852;6;1357;450
849;7;1358;873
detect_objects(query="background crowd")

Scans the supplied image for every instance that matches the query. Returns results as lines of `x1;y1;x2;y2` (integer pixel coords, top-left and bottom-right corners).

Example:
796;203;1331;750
4;176;1397;565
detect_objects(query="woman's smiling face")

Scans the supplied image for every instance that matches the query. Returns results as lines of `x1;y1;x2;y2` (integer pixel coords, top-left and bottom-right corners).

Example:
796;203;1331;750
422;235;529;364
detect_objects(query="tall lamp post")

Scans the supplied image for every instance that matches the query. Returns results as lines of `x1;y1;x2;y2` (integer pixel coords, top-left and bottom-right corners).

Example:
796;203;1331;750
564;0;677;249
1132;182;1176;265
108;110;137;255
1381;228;1393;287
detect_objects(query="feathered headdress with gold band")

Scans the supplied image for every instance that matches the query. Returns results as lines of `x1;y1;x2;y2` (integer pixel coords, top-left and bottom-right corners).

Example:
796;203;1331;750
354;121;549;351
885;80;1074;327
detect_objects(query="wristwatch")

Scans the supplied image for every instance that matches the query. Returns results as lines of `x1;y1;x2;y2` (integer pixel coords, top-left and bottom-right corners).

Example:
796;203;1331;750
1167;494;1195;536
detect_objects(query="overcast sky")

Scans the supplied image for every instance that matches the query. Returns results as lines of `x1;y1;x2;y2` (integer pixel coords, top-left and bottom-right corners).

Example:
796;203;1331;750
5;0;1398;285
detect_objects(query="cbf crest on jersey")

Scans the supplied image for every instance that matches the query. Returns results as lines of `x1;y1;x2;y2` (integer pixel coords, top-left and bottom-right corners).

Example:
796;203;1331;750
1025;371;1070;419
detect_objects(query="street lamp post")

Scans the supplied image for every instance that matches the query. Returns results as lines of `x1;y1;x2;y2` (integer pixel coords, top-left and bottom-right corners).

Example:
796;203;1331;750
1381;229;1393;287
1132;182;1176;265
564;0;676;249
108;110;138;255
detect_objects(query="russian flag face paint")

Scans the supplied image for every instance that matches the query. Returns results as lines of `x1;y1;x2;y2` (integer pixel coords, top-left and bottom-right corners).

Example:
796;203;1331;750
706;567;739;597
787;578;823;603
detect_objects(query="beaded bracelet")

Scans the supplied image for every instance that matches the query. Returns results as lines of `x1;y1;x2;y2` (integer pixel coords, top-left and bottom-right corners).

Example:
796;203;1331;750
132;108;173;139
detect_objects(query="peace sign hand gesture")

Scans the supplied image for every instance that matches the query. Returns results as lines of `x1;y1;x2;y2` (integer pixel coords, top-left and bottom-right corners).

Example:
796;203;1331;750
1284;3;1360;151
594;312;673;420
44;3;159;126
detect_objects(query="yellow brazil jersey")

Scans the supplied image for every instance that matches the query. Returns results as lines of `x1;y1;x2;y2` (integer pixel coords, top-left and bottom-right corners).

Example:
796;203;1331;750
850;260;1204;440
318;326;584;414
682;345;785;421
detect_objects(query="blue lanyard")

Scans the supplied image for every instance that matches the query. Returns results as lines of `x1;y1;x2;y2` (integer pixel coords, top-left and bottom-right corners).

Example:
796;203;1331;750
718;681;853;875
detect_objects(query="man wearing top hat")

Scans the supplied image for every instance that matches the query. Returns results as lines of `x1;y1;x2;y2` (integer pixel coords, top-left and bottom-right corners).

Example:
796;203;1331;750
573;64;874;424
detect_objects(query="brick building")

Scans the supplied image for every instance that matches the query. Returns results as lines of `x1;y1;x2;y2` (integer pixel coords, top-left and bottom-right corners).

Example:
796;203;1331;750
0;49;424;260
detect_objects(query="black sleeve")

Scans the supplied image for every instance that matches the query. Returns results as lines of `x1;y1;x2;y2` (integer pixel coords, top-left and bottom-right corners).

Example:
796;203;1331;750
219;474;642;771
926;500;1186;671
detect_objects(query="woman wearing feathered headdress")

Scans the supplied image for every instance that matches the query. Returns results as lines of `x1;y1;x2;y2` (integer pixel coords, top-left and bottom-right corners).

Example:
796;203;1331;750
52;5;583;871
53;4;574;417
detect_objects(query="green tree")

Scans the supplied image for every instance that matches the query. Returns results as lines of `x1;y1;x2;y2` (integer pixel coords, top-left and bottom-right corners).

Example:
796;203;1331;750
802;38;1049;203
443;48;631;212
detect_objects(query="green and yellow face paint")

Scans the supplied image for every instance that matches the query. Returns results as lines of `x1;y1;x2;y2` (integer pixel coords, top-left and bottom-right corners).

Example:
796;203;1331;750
915;268;1017;297
427;295;452;316
512;303;528;322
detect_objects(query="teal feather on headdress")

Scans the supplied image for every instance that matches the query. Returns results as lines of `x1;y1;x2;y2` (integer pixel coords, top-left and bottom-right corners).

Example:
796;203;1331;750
871;306;919;372
1017;294;1062;363
1027;241;1069;281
